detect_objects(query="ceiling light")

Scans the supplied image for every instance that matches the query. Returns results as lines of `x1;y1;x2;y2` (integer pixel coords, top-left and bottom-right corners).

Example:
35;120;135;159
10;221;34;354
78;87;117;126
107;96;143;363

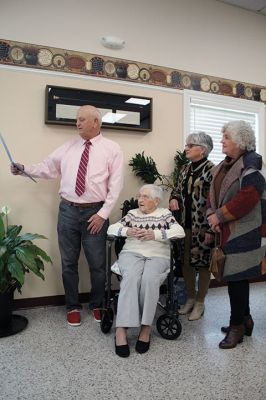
125;98;150;105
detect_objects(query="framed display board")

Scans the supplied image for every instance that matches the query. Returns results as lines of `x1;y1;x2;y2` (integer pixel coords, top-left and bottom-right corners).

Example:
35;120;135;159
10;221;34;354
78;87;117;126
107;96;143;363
45;85;152;132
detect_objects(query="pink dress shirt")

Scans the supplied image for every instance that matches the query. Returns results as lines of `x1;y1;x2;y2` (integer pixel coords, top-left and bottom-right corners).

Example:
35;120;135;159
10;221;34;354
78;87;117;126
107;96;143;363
24;134;124;219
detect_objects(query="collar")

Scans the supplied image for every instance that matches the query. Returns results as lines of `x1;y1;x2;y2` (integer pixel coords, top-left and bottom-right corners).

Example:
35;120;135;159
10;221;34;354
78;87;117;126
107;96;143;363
82;132;102;146
191;157;208;169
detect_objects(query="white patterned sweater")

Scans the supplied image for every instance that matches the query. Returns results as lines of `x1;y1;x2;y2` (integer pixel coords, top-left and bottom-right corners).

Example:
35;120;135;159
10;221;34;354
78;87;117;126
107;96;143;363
107;208;185;259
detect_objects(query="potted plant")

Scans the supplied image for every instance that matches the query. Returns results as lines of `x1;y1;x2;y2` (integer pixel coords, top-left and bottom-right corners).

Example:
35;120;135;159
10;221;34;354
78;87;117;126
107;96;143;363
129;151;162;184
129;150;188;190
0;206;52;336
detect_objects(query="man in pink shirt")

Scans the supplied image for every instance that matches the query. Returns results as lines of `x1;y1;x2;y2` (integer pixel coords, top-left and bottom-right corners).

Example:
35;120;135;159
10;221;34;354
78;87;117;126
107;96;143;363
11;105;124;326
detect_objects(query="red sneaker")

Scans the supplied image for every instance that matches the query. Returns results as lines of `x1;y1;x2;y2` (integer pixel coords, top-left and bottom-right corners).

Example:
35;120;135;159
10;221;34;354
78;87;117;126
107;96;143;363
92;308;102;322
67;310;81;326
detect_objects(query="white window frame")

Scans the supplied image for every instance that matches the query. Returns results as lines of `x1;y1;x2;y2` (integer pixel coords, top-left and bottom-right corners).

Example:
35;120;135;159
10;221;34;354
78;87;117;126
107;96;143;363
183;89;265;162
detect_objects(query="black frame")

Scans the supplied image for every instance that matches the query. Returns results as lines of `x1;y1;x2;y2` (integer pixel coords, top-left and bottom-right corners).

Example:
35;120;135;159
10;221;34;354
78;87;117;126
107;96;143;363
45;85;152;132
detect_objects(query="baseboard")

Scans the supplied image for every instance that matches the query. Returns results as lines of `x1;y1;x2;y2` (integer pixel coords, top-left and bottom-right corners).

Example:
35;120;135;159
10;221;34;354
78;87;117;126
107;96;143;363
14;292;91;310
14;275;266;310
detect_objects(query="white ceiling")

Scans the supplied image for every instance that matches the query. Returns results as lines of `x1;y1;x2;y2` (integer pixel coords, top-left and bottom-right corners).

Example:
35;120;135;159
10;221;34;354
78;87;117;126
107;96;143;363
216;0;266;15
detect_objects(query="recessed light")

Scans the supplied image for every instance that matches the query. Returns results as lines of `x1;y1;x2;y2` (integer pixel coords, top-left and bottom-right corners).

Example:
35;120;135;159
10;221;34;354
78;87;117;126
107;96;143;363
126;97;150;105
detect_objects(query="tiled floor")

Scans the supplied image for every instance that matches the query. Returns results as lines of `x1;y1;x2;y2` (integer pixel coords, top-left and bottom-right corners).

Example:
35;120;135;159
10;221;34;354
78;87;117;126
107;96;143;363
1;282;266;400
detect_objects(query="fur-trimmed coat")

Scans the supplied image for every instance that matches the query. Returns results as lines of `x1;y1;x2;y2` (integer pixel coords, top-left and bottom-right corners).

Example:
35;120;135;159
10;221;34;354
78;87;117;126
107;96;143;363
207;151;266;281
170;160;214;268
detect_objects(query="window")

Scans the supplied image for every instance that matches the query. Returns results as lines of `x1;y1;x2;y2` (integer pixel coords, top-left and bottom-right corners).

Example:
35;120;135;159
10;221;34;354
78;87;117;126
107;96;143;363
184;90;265;165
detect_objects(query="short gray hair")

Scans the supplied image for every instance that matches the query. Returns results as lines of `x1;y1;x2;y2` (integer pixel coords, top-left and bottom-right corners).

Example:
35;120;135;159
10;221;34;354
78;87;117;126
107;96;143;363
139;184;163;202
221;120;256;151
94;108;102;128
186;131;213;157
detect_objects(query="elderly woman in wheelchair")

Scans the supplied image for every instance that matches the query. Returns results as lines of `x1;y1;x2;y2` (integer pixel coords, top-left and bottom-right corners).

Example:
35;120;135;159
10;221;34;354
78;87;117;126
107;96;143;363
107;184;185;357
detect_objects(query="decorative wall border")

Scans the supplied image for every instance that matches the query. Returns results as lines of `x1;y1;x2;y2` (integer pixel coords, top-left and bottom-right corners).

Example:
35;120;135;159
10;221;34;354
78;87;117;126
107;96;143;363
1;38;266;103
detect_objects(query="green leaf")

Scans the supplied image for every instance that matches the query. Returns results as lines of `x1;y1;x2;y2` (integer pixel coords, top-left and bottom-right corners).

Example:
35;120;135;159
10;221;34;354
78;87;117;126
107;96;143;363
19;233;47;242
0;257;4;271
29;264;45;280
172;150;189;187
129;152;161;184
0;244;7;258
0;215;5;240
0;257;9;292
35;257;45;271
7;254;25;286
0;258;7;277
14;233;47;247
6;225;22;241
32;245;52;263
16;247;38;268
0;209;52;292
16;248;45;279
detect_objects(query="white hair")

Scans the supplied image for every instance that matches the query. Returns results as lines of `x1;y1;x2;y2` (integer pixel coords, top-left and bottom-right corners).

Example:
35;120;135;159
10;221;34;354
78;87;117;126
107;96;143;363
95;108;102;127
139;184;163;201
222;120;256;151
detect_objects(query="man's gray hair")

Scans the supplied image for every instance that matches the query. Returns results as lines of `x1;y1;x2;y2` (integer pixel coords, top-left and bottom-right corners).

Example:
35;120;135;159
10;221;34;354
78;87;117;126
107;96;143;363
222;120;256;151
139;184;163;201
186;131;213;156
95;108;102;127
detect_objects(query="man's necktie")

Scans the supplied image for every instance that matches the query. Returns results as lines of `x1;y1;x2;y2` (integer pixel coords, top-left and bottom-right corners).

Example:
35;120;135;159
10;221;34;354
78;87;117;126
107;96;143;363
75;140;91;196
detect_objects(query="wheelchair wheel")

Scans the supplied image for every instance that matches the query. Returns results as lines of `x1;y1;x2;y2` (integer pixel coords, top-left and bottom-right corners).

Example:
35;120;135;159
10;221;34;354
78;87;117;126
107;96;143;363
100;308;114;334
156;314;182;340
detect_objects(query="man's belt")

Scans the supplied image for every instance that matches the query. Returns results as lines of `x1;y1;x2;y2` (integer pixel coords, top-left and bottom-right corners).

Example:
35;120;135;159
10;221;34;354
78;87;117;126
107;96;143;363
61;197;104;208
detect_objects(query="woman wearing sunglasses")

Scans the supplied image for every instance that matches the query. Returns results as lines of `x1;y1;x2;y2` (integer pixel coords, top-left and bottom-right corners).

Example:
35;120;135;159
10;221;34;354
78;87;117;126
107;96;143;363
169;132;214;320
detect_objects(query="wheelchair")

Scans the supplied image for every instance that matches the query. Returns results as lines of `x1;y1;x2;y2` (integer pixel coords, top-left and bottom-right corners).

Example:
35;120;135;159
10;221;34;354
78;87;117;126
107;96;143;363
100;199;183;340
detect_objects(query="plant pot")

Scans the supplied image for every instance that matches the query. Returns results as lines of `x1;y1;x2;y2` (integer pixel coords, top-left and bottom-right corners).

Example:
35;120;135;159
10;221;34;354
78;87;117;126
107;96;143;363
0;289;28;338
0;290;14;328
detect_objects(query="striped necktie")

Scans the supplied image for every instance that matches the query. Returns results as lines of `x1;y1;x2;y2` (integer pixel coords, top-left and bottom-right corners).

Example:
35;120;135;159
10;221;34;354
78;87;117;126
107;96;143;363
75;140;91;196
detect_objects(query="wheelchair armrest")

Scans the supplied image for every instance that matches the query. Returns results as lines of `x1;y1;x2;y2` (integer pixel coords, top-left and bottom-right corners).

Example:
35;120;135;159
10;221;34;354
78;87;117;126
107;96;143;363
107;235;116;242
170;238;178;244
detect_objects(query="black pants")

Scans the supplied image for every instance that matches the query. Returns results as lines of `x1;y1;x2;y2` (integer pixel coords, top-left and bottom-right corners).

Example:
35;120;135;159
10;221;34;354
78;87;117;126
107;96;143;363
228;280;250;325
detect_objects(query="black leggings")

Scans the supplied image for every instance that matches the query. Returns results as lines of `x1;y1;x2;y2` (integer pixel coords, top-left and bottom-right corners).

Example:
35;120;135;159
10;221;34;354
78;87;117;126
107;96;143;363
228;280;250;325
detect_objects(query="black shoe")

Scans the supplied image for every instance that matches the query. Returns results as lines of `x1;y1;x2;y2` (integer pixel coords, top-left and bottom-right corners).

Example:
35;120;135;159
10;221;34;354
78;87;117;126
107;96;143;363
221;315;254;336
135;339;150;354
115;338;130;358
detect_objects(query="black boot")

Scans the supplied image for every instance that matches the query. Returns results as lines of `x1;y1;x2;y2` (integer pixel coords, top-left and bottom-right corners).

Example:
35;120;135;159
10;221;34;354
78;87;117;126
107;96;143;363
219;324;244;349
221;315;254;336
243;315;254;336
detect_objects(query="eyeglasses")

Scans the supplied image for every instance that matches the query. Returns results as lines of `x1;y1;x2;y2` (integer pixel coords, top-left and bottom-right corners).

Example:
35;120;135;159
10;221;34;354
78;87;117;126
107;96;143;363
185;143;203;149
136;194;152;200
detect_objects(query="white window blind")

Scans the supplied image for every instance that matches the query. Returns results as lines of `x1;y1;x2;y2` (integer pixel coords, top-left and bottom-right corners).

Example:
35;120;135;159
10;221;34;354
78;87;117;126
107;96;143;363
184;90;265;165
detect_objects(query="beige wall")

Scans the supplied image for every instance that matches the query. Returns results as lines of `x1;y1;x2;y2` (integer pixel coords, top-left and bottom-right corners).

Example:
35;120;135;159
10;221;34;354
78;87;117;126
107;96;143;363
0;67;183;298
0;0;266;299
1;0;266;85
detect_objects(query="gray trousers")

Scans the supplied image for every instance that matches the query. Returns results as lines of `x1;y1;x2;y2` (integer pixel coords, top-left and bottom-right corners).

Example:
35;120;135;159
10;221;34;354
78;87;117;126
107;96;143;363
57;201;108;311
116;252;169;327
